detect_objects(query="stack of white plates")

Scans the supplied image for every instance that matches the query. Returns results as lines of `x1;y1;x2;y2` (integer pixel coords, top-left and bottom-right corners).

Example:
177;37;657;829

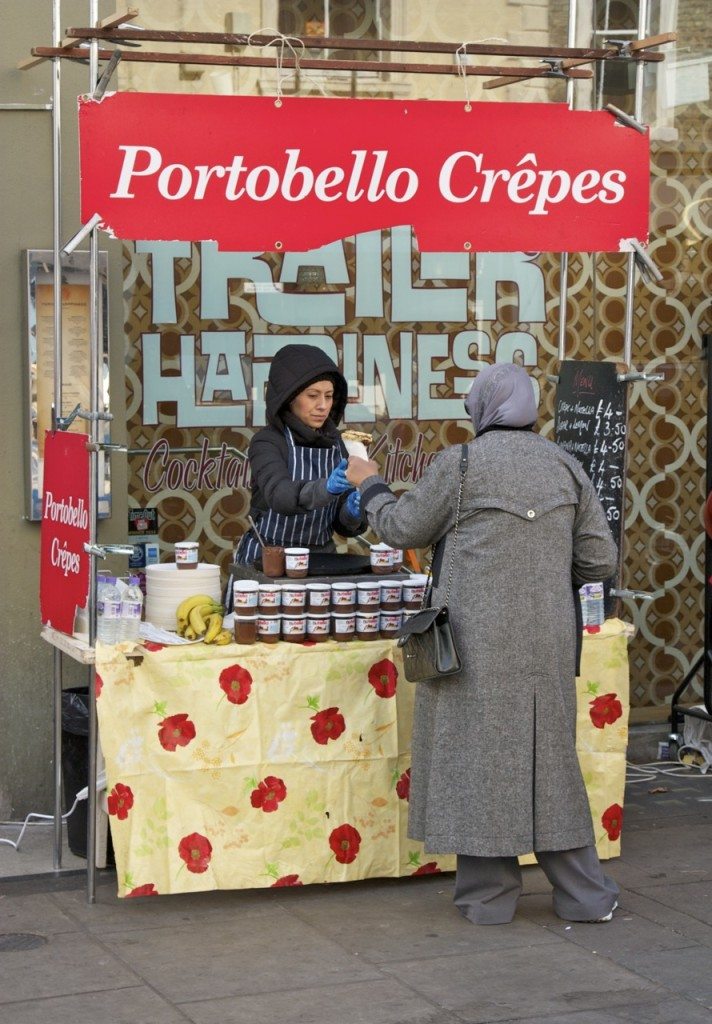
145;563;222;630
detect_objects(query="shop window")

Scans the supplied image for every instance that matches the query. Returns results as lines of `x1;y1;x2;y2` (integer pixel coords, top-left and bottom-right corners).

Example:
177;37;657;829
258;0;409;97
590;0;683;140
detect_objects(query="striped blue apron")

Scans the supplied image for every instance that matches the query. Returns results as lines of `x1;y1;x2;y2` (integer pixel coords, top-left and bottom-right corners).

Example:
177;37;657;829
236;427;342;565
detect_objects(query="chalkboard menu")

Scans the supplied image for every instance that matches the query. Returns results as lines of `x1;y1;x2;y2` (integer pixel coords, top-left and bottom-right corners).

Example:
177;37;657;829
555;360;627;609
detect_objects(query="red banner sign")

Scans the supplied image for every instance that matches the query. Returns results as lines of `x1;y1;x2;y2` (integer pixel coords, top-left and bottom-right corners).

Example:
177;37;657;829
40;431;90;634
79;93;649;253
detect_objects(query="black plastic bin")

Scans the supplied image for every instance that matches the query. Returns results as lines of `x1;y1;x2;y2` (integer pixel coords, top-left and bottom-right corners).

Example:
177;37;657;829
61;686;113;863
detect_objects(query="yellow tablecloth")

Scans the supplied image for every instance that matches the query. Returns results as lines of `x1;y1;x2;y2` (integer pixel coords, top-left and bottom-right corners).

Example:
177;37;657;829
95;619;630;898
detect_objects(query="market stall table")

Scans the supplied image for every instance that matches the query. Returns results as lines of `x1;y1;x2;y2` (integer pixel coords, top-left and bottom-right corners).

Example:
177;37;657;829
93;619;631;897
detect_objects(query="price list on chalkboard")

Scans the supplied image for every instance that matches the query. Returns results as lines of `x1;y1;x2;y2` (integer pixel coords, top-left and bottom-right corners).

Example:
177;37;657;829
555;361;627;605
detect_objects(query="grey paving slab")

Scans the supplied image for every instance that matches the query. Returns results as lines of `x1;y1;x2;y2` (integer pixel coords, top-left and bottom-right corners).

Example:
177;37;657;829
285;880;559;964
615;945;712;1009
617;889;712;948
379;942;662;1023
51;878;285;934
615;821;712;884
0;932;140;1004
0;891;81;935
182;978;461;1024
0;985;189;1024
100;907;382;1003
517;892;704;958
632;880;712;928
484;995;712;1024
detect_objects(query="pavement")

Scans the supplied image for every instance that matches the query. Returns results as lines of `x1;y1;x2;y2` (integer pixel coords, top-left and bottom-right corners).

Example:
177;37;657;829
1;769;712;1024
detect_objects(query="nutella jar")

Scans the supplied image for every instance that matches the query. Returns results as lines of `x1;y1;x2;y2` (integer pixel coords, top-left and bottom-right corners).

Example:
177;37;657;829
258;584;282;613
281;612;307;643
257;614;281;643
306;612;330;643
379;580;403;611
261;545;285;578
175;541;199;569
357;580;381;609
281;583;307;612
233;580;259;616
331;582;356;612
234;614;258;645
284;547;309;578
306;582;331;611
402;574;429;610
379;609;403;640
356;610;380;641
390;548;404;572
331;611;356;642
369;543;393;574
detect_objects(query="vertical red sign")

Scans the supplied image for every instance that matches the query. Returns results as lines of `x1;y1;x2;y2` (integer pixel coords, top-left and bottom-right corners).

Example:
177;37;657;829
40;431;90;634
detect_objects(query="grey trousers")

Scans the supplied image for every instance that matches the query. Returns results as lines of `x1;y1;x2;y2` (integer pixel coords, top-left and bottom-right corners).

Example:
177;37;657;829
454;846;619;925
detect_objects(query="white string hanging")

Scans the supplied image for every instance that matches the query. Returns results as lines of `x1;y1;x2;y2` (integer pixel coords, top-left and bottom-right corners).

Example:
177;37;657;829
248;28;306;106
456;37;511;111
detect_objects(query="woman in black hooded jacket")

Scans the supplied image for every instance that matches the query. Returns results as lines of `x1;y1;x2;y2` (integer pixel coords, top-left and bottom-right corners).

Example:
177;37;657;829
235;344;366;565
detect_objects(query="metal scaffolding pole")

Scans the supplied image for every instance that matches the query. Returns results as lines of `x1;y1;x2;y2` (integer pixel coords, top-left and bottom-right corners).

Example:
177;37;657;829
85;0;100;905
51;0;63;873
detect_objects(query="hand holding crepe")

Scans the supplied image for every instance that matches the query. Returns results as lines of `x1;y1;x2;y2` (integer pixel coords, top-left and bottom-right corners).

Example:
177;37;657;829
346;456;379;487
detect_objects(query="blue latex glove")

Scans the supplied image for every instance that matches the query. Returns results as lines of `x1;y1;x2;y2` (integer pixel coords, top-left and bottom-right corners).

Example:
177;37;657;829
345;489;361;518
326;459;352;495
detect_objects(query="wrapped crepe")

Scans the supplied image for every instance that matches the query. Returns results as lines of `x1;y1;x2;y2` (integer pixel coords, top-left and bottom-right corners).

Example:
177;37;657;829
341;430;373;460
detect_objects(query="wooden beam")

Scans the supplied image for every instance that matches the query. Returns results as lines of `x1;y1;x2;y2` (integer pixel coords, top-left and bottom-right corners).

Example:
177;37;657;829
64;27;668;62
98;7;139;31
31;46;594;79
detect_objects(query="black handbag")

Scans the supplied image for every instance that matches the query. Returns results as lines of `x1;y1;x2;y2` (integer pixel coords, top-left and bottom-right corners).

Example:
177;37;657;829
396;445;468;682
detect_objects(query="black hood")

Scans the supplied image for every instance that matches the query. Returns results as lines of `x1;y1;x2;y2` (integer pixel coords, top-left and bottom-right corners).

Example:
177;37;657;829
265;344;348;430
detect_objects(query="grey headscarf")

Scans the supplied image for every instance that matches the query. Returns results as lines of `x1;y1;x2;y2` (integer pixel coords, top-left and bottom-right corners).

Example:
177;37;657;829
464;363;538;433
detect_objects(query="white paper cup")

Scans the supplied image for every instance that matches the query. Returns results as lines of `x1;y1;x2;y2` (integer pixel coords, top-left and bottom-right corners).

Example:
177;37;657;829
284;547;310;578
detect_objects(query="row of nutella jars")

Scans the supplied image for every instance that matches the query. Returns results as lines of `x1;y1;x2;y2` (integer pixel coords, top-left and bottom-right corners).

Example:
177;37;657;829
233;577;428;616
232;576;429;646
234;609;418;645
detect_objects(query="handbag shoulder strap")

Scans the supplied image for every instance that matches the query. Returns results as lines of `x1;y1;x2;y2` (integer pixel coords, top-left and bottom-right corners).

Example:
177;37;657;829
424;443;468;606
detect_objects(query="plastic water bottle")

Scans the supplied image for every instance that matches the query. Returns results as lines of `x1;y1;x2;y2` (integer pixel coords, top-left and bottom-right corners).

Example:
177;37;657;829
119;575;144;642
96;576;122;644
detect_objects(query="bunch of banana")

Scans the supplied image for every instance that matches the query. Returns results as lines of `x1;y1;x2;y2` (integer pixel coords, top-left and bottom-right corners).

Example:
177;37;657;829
175;594;229;644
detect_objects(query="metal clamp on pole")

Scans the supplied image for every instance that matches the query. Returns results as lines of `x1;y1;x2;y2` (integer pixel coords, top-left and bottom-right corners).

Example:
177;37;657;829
605;103;647;134
622;238;665;284
85;441;126;452
604;38;632;57
540;58;567;79
618;370;667;382
55;405;114;429
83;543;136;559
92;47;121;99
61;212;102;257
610;588;657;601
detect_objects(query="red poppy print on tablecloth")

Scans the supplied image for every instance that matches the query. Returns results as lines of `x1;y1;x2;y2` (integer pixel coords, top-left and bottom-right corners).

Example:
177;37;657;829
178;832;213;873
219;664;253;705
142;641;166;652
412;862;442;876
250;776;287;813
329;823;362;864
95;673;103;699
107;783;134;820
310;707;346;745
589;693;623;729
157;713;196;752
396;768;411;801
367;658;398;698
126;883;159;897
601;803;624;841
271;874;303;887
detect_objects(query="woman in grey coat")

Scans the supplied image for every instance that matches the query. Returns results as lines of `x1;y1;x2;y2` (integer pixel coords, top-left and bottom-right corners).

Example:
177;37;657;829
346;363;620;925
